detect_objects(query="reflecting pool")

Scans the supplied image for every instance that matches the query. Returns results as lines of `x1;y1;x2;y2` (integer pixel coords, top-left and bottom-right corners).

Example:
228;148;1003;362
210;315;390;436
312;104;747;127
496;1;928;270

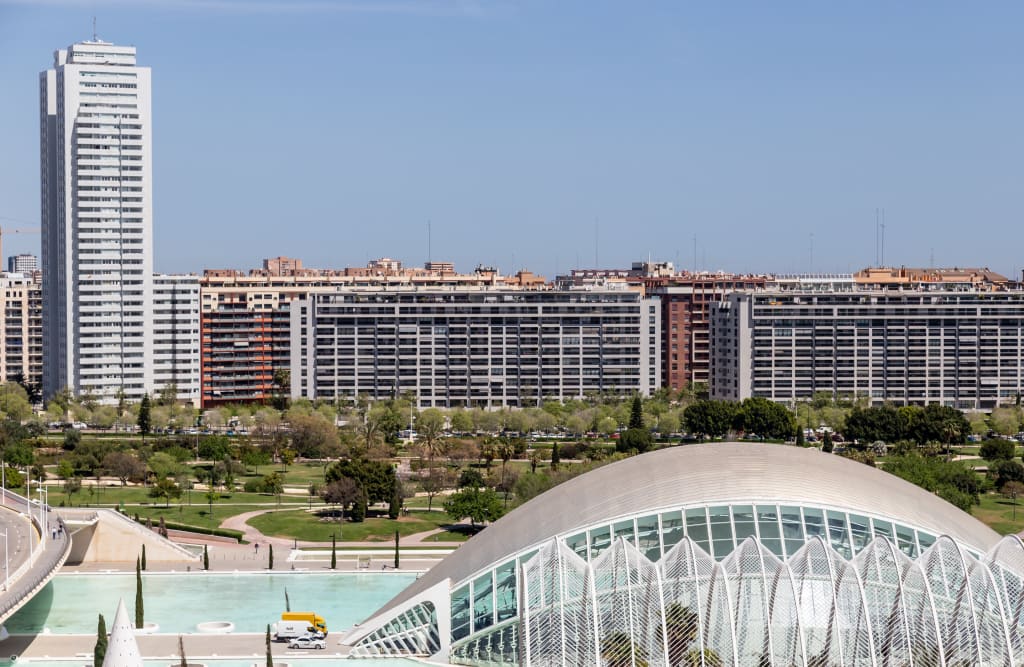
5;572;416;635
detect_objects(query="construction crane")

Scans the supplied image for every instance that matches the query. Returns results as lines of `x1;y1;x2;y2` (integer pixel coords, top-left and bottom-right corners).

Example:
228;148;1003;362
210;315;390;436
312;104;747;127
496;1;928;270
0;227;41;267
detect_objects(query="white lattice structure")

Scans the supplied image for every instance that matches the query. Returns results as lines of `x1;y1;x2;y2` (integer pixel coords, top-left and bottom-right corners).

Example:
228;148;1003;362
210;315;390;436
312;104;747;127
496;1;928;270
342;444;1024;665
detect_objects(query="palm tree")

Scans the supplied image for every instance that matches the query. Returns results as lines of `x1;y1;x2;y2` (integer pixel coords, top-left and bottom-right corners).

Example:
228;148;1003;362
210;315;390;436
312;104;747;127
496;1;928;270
601;631;648;667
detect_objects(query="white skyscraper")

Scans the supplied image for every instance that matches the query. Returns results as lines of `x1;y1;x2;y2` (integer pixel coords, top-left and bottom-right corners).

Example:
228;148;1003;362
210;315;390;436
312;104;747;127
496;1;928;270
40;40;154;402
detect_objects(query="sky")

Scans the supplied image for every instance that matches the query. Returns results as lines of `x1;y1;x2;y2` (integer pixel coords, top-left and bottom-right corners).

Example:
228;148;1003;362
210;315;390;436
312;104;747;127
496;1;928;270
0;1;1022;279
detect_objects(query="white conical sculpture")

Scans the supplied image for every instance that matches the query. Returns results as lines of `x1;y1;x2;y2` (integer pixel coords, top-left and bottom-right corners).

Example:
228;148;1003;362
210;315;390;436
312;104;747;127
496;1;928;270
102;598;142;667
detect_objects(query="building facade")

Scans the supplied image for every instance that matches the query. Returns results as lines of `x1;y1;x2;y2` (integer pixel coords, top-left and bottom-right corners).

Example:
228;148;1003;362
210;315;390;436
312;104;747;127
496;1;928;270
290;286;660;407
0;273;43;391
710;287;1024;408
153;274;200;405
7;255;39;274
201;261;548;407
40;40;154;402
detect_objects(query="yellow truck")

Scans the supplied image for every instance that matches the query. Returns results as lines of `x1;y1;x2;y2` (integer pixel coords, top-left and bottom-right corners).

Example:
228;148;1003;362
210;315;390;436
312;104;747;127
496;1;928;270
271;612;327;641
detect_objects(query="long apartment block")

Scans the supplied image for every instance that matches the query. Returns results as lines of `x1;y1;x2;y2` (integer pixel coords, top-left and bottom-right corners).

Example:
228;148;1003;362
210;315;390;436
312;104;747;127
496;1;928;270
710;285;1024;409
291;286;660;407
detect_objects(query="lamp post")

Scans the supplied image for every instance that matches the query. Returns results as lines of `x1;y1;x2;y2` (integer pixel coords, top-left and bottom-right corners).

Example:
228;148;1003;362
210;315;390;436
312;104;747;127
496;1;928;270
0;528;9;591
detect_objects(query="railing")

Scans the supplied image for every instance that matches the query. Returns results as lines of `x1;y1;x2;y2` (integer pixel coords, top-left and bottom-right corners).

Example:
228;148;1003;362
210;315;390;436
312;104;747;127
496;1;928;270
0;490;71;622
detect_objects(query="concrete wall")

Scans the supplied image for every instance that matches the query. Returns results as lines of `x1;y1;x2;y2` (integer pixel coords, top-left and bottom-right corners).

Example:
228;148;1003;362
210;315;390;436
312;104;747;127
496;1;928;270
60;509;197;564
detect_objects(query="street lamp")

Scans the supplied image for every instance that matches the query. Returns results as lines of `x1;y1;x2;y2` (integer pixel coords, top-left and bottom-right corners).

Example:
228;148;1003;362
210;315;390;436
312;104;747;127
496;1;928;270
0;528;9;591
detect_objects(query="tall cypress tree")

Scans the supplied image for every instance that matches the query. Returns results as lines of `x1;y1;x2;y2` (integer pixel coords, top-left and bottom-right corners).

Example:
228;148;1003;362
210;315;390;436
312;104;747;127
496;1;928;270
266;624;273;667
330;534;336;570
268;543;274;570
394;530;400;569
550;442;560;470
203;544;209;571
135;557;144;629
141;544;147;571
138;394;152;439
94;613;107;667
628;394;644;429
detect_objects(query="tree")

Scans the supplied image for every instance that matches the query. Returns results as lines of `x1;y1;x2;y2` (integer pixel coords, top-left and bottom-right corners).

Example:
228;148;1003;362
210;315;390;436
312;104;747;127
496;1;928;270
62;427;82;451
103;451;146;486
141;544;147;571
64;476;82;503
150;477;181;508
94;613;107;667
388;472;402;519
619;427;653;453
991;459;1024;489
737;397;796;439
1002;481;1024;521
458;467;485;489
138;394;152;438
550;441;560;470
268;543;274;570
661;602;699;666
330;534;336;570
135;556;144;629
265;624;273;667
205;490;219;518
684;400;739;439
325;458;396;505
178;634;187;667
443;486;504;530
288;412;338;459
203;544;209;571
822;431;834;453
980;438;1017;461
394;530;400;569
601;631;648;667
419;468;450;512
321;477;360;511
416;408;448;466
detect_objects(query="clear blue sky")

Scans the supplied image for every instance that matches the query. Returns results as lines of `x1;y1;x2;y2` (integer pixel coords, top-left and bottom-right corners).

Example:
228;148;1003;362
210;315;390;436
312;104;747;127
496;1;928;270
1;1;1022;279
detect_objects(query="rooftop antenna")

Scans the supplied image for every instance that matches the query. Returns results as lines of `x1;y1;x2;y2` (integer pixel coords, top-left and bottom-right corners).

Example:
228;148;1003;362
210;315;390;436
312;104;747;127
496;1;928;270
594;218;599;268
880;209;886;267
809;232;814;272
692;234;697;274
92;16;97;41
874;208;879;266
427;220;432;263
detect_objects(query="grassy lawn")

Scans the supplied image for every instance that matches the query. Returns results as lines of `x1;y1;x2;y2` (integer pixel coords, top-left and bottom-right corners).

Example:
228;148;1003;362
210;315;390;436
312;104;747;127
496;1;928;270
973;492;1024;535
248;508;469;543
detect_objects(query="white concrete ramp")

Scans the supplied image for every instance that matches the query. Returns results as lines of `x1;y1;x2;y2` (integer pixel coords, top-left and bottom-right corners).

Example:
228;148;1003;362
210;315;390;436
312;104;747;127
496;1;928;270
57;509;197;564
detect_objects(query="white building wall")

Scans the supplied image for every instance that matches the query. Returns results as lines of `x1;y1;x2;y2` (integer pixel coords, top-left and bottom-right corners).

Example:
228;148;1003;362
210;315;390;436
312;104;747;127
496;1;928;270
292;287;655;407
41;41;154;402
152;274;200;405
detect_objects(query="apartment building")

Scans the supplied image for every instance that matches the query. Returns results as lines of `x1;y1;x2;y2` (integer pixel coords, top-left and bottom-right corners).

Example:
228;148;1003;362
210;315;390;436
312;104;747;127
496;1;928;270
7;255;39;274
0;273;43;391
40;40;154;402
201;260;546;407
153;274;200;405
291;285;660;407
710;269;1023;409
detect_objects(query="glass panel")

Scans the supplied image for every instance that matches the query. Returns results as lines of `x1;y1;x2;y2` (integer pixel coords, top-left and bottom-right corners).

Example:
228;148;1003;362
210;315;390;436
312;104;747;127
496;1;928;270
708;505;734;558
613;518;636;545
452;584;471;641
803;507;825;540
895;524;917;558
473;572;494;633
780;505;805;557
917;531;935;551
566;532;588;560
826;510;851;558
494;561;517;622
848;513;871;554
636;514;661;561
872;518;893;541
685;507;710;554
732;504;757;541
518;549;538;567
590;525;611;559
756;505;783;556
661;510;684;555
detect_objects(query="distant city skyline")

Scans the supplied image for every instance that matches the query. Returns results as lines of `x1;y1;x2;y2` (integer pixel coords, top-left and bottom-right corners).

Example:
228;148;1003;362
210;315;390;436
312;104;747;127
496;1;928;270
1;1;1023;279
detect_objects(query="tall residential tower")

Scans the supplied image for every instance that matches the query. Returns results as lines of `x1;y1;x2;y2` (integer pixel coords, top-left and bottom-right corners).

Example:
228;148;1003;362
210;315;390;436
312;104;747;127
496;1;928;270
40;40;153;402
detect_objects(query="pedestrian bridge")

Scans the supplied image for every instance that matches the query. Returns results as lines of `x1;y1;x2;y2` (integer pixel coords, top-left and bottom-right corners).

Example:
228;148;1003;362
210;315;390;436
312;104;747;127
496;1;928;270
0;491;70;625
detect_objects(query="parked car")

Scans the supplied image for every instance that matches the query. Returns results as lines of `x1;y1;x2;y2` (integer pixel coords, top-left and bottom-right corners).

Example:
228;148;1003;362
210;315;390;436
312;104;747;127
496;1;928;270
288;635;326;650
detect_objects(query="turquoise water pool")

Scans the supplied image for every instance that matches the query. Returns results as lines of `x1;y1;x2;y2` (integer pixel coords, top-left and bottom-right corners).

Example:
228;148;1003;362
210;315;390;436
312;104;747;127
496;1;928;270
5;572;416;635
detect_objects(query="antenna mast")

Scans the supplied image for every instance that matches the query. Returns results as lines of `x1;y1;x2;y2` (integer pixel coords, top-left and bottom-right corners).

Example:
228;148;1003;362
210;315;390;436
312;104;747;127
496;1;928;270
92;16;97;41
